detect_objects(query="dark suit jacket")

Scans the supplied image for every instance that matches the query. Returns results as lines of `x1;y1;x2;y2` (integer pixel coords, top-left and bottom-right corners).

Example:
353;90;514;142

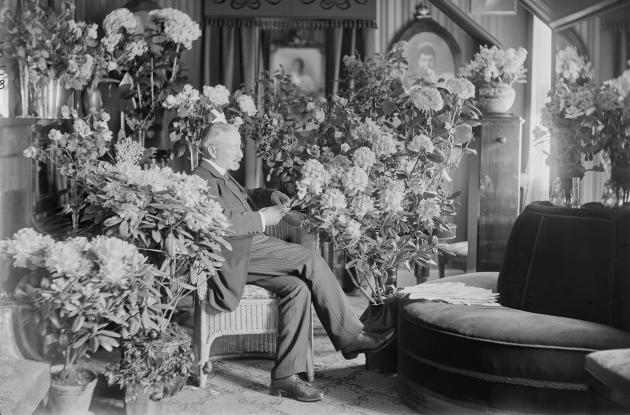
194;160;274;312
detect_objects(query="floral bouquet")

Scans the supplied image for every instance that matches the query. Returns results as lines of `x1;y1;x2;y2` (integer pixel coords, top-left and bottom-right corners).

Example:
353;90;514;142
0;228;165;385
253;70;325;194
23;107;113;180
458;45;528;88
538;48;610;202
293;43;479;303
102;7;202;142
163;83;258;171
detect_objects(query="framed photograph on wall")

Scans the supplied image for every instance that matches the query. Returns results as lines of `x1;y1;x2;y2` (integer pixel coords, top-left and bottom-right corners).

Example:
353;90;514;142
270;45;325;96
389;7;463;81
470;0;517;15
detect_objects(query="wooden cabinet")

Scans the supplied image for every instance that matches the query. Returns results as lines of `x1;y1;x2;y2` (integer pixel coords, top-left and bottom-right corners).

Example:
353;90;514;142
468;114;523;272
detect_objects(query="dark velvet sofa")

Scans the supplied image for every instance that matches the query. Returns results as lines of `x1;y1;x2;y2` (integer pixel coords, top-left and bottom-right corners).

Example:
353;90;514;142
397;202;630;413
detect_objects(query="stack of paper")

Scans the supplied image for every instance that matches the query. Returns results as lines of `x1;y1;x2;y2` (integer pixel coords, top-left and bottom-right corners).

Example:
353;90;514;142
399;282;500;306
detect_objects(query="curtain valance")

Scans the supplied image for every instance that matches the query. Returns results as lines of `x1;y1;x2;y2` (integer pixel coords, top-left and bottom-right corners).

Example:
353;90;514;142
204;17;376;30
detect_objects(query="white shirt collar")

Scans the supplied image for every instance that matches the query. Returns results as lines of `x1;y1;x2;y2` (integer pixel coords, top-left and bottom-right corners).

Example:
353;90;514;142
203;159;227;176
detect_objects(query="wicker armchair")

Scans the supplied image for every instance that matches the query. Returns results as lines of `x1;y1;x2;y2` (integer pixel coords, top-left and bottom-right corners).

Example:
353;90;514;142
193;214;318;388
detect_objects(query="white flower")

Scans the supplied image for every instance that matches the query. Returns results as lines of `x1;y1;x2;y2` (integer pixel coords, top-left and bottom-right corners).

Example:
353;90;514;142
73;119;92;137
203;84;231;107
410;87;444;112
48;129;63;141
321;189;347;211
409;179;427;196
443;78;475;100
408;134;434;153
101;34;122;53
107;61;118;72
340;143;350;153
237;94;257;117
91;236;147;284
124;39;148;61
345;219;362;239
22;146;38;158
418;198;441;224
342;166;369;194
232;116;244;129
103;8;137;35
115;138;145;166
0;228;54;268
380;181;405;213
350;195;374;218
453;123;473;144
87;23;98;39
296;159;331;197
164;94;177;109
352;147;376;170
60;105;71;119
149;8;201;50
372;132;398;157
45;237;92;277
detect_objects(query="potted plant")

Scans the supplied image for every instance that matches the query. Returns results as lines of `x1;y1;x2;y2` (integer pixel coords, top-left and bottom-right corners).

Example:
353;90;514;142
79;138;230;411
0;229;164;415
102;7;201;146
458;45;527;113
293;42;479;371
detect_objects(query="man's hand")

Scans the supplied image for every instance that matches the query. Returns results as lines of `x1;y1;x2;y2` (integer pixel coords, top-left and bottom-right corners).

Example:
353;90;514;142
260;205;290;227
271;191;291;207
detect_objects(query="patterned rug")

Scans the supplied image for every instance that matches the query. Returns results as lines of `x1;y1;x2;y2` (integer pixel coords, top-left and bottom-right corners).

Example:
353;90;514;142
76;291;420;415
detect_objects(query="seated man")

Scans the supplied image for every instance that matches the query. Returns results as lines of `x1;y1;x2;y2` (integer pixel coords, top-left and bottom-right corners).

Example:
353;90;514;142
194;123;394;402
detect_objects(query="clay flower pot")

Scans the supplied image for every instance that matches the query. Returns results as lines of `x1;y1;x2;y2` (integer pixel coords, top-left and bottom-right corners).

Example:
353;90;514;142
478;83;516;114
49;365;98;415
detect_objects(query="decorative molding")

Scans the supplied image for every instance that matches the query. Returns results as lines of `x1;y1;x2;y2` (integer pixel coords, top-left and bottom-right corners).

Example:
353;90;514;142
205;17;377;29
211;0;367;10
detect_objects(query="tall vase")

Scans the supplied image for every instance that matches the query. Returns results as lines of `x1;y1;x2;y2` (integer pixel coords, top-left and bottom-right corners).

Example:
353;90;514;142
18;61;29;117
478;83;516;114
135;129;146;148
611;161;630;206
69;178;80;232
33;79;71;118
570;177;581;208
80;86;103;116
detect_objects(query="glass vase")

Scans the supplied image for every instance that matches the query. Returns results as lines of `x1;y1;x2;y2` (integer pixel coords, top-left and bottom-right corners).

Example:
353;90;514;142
570;177;581;208
69;178;80;232
18;61;29;117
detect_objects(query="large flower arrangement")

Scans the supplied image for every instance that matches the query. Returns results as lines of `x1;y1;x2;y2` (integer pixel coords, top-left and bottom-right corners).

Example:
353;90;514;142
538;47;608;202
163;83;257;171
2;1;113;92
458;45;528;88
0;229;165;384
253;71;325;194
599;69;630;202
102;7;202;140
293;43;479;303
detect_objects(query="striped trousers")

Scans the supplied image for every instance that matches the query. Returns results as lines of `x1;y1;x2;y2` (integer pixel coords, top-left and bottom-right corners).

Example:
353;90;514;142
246;234;363;380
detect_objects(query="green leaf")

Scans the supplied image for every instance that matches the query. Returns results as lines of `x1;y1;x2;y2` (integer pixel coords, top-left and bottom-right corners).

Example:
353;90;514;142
71;315;84;332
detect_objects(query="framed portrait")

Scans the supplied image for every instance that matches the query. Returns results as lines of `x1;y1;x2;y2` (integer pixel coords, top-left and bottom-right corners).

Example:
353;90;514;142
270;46;325;96
470;0;517;15
389;10;462;80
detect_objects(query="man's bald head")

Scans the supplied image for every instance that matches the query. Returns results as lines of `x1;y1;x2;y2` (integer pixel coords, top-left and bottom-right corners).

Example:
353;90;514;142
200;122;243;171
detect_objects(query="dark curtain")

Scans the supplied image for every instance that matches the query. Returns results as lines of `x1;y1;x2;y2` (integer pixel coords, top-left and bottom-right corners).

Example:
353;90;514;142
325;27;374;95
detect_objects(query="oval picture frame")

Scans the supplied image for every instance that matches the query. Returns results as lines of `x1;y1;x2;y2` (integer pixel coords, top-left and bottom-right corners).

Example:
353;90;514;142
389;8;463;80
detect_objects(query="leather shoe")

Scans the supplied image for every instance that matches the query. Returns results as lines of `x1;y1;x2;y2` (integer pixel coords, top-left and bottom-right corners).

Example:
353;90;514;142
341;328;396;359
270;374;323;402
